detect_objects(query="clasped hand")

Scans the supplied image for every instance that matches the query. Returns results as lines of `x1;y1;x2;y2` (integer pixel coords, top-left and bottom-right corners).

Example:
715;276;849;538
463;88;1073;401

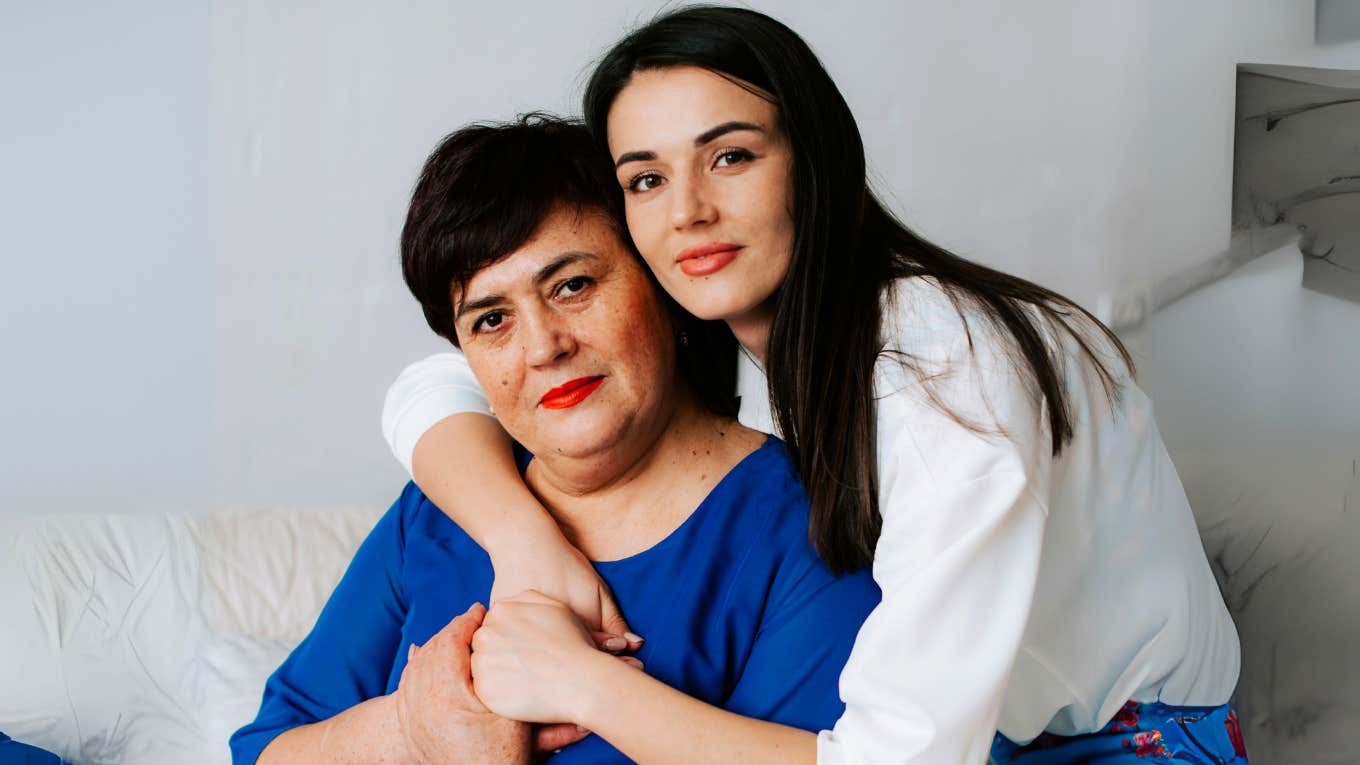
395;594;643;763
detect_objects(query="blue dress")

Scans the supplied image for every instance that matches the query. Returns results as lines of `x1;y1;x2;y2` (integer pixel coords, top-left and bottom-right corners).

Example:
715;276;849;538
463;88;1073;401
231;438;881;764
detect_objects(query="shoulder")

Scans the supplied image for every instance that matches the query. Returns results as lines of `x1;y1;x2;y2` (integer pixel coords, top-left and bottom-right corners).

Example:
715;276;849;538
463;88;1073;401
722;439;878;617
873;276;1125;487
384;481;481;555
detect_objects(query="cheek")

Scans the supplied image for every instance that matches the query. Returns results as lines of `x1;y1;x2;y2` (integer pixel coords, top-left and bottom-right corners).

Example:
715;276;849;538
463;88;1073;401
625;204;663;254
611;292;675;380
465;350;524;415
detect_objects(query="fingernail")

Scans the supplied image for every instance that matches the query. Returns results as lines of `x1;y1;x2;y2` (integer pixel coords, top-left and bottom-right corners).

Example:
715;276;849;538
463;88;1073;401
604;636;628;651
624;632;644;644
576;726;588;734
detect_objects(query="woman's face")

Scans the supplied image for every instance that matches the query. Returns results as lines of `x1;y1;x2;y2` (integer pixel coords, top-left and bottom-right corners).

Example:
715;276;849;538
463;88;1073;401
452;207;679;464
607;66;795;328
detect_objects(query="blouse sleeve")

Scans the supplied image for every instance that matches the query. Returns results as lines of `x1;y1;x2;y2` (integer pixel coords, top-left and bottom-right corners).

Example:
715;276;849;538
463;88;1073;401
818;330;1055;765
381;352;492;476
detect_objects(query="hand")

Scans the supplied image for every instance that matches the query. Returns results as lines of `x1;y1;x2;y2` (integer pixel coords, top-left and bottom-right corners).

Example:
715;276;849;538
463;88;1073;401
531;639;645;756
489;536;639;645
393;603;530;764
472;590;641;724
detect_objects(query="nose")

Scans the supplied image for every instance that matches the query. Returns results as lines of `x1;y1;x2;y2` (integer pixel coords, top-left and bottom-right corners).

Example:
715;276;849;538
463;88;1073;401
521;305;576;368
669;169;717;230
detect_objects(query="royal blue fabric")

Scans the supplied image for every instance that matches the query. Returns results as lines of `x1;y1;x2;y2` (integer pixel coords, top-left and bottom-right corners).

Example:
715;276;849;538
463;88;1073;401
231;438;880;763
0;733;65;765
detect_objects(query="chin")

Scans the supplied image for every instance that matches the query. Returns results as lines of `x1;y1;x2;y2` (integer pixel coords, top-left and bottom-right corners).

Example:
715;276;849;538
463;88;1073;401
538;416;633;460
682;293;765;324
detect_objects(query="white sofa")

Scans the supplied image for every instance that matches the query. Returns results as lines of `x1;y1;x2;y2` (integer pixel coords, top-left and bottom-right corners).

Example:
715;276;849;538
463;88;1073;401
0;504;383;765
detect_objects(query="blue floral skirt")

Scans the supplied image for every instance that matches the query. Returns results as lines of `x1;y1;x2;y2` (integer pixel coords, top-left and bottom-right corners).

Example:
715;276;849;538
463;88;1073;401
991;701;1249;763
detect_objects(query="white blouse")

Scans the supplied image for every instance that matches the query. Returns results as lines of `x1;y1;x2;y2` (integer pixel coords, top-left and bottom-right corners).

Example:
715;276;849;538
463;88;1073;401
381;276;1240;764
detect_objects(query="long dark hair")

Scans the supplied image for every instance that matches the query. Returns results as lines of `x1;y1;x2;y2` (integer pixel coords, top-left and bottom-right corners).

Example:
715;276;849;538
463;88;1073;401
585;6;1133;573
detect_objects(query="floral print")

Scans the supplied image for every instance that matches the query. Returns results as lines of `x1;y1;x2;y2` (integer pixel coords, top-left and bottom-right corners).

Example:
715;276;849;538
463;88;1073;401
990;700;1249;764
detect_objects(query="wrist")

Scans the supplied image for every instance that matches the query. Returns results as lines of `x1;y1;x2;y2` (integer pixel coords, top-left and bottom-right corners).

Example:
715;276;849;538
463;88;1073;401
571;650;636;731
484;512;569;563
380;694;418;765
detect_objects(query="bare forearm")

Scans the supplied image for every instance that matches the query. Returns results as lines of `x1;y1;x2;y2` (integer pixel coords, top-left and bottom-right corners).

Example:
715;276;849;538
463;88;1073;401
576;657;817;765
258;695;409;765
411;414;562;553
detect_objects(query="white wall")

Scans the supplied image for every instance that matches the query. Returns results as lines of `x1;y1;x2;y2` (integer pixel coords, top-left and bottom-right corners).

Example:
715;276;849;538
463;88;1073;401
1;1;211;515
1;1;1356;517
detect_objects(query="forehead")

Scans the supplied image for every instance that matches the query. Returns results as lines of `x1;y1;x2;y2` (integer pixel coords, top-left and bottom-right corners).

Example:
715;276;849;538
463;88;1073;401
607;66;779;148
459;209;627;297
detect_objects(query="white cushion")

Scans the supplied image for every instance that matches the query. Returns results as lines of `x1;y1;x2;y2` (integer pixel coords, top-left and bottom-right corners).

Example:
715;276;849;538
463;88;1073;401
0;504;382;765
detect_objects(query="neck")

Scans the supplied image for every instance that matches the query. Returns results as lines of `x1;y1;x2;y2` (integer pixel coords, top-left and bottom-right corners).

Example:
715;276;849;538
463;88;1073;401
725;298;777;364
524;387;744;560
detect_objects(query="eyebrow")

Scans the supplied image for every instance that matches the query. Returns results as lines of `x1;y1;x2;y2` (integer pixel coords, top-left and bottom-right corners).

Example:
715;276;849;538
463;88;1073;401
613;121;766;169
454;250;597;321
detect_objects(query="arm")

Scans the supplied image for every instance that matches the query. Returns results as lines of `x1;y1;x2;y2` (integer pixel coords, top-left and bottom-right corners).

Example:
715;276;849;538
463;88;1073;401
232;486;526;765
261;605;528;765
383;353;633;637
256;696;407;765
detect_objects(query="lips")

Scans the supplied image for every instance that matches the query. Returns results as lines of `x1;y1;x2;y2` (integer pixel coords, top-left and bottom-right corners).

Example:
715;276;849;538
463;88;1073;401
676;242;741;277
539;376;605;410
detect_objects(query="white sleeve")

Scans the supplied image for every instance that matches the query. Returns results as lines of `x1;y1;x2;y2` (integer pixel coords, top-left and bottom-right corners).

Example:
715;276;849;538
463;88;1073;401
380;351;492;476
818;339;1053;765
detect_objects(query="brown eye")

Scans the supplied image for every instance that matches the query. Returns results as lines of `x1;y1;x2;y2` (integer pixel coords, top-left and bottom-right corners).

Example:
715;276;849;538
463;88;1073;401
558;276;593;297
714;148;754;168
472;310;506;334
627;172;665;192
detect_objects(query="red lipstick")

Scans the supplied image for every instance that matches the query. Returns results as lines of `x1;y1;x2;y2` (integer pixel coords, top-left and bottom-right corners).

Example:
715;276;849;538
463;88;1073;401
539;376;605;410
676;242;741;277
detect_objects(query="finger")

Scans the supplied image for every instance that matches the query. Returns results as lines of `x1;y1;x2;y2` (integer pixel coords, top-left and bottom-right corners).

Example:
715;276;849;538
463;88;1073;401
590;631;630;653
443;602;487;645
598;588;635;642
617;655;645;671
534;723;590;753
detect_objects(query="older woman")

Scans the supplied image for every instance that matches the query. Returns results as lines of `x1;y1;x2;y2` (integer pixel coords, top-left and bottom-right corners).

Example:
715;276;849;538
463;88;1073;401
229;116;879;764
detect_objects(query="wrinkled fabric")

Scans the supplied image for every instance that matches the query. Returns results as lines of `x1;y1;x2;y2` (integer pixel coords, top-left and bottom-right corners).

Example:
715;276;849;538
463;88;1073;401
0;505;383;765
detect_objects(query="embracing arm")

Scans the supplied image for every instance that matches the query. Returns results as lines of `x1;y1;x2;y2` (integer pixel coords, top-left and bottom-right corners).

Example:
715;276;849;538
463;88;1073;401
574;656;817;765
383;353;632;636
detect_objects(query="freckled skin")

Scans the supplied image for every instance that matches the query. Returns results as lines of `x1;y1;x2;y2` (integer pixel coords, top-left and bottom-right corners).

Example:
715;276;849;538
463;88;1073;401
453;208;680;474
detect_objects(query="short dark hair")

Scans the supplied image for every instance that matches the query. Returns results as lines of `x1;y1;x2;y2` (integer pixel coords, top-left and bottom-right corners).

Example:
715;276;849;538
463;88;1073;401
400;113;627;345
